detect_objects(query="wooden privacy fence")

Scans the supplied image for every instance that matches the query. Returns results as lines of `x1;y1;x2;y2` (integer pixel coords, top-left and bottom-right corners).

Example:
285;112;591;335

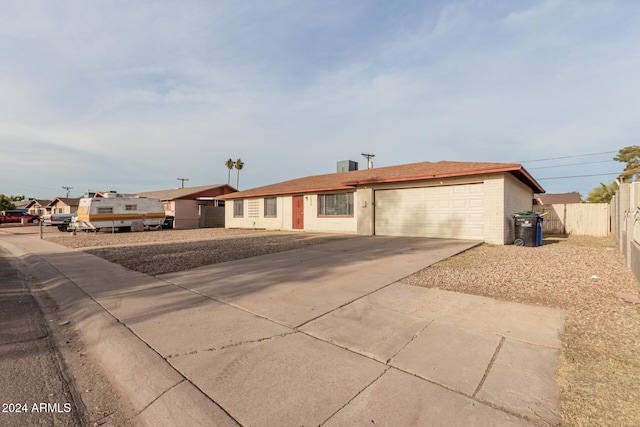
538;203;610;236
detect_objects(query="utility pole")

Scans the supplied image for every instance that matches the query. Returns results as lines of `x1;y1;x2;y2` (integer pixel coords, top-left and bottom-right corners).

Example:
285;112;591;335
177;178;189;189
361;153;375;169
61;186;73;198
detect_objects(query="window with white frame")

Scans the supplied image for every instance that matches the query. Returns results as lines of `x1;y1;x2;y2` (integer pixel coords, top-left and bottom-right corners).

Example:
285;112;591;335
264;197;277;217
317;192;354;216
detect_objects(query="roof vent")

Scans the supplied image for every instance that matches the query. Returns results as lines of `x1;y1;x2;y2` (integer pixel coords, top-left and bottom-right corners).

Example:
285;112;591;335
337;160;358;173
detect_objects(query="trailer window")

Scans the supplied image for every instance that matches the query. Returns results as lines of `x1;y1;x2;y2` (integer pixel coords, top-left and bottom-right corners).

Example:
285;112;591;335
98;207;113;214
125;205;137;211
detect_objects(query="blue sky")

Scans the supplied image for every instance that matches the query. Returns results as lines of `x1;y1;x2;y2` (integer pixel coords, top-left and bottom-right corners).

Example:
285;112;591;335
1;0;638;199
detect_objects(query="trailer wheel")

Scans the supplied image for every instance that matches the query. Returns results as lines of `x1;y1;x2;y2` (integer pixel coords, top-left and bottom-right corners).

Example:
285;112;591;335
57;226;67;232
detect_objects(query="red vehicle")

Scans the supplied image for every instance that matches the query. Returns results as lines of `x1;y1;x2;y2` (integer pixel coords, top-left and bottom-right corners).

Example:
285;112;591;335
0;210;41;224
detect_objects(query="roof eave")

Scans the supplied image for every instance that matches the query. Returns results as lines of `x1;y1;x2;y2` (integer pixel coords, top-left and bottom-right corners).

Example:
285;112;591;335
219;185;355;199
342;165;545;193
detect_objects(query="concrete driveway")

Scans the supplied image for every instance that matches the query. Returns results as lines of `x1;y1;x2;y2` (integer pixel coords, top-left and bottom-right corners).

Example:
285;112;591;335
0;233;564;426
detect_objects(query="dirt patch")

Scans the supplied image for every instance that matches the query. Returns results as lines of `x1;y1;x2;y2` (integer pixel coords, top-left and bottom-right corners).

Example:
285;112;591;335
402;235;640;426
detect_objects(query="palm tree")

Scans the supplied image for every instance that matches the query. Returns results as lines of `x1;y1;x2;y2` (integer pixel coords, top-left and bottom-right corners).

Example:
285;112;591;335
586;181;618;203
234;158;244;190
225;158;235;184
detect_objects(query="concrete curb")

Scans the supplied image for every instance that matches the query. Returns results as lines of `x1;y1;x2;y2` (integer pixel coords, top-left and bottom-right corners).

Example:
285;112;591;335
0;236;239;427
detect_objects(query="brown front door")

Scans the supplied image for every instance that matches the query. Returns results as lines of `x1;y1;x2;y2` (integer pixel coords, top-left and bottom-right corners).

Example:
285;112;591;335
292;195;304;230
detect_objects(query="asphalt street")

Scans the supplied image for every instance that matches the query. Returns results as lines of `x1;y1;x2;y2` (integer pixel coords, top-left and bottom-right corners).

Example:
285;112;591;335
0;247;83;427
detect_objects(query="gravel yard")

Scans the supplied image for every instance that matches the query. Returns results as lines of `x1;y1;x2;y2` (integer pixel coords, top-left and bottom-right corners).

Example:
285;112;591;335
402;236;640;427
45;228;351;275
45;229;640;425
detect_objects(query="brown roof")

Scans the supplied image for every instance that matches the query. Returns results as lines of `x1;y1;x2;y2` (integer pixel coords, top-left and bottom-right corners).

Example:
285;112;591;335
220;161;544;199
25;199;52;208
132;184;236;201
534;192;581;205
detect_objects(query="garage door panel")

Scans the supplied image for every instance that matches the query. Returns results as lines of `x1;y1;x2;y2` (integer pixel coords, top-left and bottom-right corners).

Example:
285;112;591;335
469;199;483;209
453;199;467;209
375;184;484;240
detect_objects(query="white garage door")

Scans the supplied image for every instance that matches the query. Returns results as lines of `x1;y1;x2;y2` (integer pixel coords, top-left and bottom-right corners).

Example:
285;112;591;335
374;184;484;239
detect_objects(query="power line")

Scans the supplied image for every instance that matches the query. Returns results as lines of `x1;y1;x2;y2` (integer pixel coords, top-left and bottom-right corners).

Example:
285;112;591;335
519;150;617;163
527;160;614;170
536;172;621;180
0;179;62;192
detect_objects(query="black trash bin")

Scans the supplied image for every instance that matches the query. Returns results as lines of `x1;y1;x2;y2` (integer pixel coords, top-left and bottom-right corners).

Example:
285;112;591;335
513;213;543;247
162;215;175;229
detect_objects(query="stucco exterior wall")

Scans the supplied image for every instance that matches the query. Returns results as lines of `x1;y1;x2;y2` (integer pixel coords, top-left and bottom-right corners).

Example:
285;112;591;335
49;202;77;215
356;187;374;235
225;196;289;230
503;173;535;244
482;176;505;245
303;191;357;233
225;193;357;233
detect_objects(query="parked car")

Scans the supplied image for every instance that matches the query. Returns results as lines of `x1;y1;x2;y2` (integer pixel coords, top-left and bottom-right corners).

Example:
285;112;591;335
0;210;41;225
42;213;75;231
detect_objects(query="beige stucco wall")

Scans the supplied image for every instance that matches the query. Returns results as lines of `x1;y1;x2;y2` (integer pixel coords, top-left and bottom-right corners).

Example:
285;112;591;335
474;173;534;245
482;176;505;245
502;173;535;244
356;187;374;235
225;193;357;234
225;196;290;230
49;202;76;215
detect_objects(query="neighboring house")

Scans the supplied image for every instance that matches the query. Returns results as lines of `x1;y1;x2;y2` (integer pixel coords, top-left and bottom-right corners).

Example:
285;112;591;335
14;199;33;210
220;160;545;245
47;198;80;215
25;199;52;216
534;192;581;205
133;184;236;229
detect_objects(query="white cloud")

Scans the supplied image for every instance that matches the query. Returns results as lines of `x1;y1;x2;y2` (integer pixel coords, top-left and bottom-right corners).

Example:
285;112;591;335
0;1;638;198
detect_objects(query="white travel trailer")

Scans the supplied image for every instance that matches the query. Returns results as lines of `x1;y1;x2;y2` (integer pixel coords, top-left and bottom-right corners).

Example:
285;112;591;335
69;195;166;232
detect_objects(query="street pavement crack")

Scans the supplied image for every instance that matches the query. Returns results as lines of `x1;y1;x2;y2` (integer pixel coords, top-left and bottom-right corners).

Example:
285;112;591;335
165;331;296;359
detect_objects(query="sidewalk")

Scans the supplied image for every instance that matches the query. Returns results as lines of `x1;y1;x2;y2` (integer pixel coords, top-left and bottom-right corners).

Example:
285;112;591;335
0;232;564;426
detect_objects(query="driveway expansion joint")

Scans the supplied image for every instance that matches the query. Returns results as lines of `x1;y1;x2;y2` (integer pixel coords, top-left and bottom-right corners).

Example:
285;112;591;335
386;320;433;364
473;336;506;398
320;367;392;426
